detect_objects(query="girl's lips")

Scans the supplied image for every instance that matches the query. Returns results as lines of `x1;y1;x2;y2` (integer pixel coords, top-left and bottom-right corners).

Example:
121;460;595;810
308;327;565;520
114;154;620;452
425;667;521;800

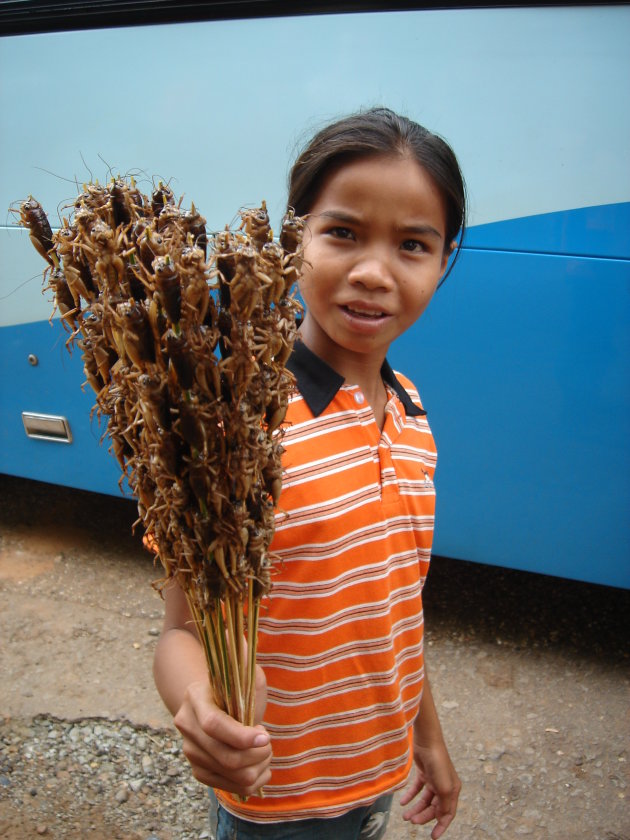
339;304;392;332
341;303;389;319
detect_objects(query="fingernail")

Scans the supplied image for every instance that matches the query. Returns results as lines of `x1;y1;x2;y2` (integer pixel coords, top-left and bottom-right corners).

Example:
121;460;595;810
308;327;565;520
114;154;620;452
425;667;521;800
253;732;269;747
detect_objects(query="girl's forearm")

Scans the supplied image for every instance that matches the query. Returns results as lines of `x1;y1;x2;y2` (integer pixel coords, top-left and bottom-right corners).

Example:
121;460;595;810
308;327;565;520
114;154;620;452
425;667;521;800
414;671;447;747
153;627;208;717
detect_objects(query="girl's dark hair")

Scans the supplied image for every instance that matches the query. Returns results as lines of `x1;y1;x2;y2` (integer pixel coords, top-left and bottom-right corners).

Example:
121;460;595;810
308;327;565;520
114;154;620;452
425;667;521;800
288;107;467;284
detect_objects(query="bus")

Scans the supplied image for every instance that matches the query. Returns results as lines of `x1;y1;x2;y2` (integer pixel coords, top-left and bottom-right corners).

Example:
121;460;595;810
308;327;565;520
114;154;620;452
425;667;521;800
1;2;628;588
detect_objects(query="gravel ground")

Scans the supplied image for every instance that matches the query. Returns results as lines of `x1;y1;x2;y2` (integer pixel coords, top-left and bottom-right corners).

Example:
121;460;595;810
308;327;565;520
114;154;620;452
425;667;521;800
0;474;629;839
0;716;209;840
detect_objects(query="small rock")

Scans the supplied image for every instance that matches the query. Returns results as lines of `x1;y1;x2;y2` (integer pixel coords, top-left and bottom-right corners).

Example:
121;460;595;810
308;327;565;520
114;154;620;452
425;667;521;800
115;786;129;804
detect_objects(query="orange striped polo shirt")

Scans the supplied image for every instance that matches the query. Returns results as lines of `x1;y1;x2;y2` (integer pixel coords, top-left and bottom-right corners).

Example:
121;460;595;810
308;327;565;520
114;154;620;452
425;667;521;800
220;341;437;822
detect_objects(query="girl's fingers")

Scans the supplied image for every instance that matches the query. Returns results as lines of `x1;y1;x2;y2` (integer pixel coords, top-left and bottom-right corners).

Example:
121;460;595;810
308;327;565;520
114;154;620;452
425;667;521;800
178;680;270;751
409;807;436;828
403;789;458;840
173;682;273;795
181;736;272;793
175;708;272;776
402;787;434;821
197;705;270;750
180;728;272;772
399;773;425;807
178;720;272;793
431;811;456;840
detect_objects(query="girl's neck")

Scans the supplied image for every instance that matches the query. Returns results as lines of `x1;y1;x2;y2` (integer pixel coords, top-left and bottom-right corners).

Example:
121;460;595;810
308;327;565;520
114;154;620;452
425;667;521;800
298;328;389;427
333;355;390;430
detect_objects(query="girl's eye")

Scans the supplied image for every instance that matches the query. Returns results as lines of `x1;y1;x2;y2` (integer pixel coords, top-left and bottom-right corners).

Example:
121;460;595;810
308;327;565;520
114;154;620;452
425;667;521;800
326;226;354;240
401;239;425;253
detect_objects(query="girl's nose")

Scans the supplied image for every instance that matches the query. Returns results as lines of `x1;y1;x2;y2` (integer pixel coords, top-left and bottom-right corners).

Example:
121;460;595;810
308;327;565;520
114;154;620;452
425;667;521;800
347;256;394;290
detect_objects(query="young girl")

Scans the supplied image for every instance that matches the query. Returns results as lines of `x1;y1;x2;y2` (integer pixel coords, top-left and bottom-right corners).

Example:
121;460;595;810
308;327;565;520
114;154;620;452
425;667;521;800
153;107;466;840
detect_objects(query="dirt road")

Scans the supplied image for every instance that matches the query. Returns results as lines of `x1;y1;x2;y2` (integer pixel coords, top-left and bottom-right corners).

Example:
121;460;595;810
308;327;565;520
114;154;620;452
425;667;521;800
0;474;628;839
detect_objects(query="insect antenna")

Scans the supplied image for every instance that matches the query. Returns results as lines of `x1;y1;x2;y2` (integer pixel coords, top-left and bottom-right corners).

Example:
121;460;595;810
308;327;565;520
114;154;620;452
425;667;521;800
32;165;81;186
97;153;118;182
5;202;20;226
0;273;41;301
79;151;95;184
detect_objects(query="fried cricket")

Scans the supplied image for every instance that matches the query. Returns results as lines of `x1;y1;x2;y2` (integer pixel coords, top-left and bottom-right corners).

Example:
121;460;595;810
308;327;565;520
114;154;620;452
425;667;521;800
16;180;303;736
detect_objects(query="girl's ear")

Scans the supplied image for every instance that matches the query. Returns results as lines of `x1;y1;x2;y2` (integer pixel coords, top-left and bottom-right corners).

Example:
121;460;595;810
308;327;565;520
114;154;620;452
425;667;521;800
440;240;457;275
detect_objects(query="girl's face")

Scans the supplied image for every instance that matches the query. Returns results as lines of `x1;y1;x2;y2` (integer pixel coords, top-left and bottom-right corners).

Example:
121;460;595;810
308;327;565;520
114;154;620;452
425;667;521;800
298;154;452;372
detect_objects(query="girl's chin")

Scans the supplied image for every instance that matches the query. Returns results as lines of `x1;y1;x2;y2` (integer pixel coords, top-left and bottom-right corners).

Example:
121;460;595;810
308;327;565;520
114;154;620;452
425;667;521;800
329;329;394;361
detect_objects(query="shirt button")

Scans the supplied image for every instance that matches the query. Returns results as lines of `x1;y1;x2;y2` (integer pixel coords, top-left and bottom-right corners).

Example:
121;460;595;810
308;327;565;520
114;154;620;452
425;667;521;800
354;392;365;404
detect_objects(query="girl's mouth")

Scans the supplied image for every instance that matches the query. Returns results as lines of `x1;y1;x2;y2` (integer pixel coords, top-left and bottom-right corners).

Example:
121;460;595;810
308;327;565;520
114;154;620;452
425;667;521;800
342;305;387;320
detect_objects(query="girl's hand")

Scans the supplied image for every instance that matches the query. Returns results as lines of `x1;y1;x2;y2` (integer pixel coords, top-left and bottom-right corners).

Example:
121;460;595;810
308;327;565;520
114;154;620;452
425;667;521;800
173;666;272;798
400;740;461;839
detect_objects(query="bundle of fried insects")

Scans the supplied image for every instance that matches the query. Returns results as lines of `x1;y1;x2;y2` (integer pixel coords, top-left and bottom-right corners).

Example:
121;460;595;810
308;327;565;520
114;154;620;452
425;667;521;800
15;183;303;728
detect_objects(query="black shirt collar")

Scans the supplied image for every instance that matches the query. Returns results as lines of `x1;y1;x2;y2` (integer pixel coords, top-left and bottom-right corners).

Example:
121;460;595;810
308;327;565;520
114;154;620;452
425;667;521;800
286;341;426;418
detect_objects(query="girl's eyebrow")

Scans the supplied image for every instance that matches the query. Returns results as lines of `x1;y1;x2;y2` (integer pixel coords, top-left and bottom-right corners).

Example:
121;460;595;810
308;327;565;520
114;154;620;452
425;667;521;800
315;209;360;224
396;223;443;240
315;210;443;240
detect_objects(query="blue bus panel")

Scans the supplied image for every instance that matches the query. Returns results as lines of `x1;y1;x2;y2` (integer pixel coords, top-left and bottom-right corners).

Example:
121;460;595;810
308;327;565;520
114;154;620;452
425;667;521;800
1;7;629;587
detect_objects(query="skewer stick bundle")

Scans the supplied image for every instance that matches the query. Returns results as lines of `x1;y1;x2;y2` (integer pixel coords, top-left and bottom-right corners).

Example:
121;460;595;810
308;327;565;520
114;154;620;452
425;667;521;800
16;181;303;727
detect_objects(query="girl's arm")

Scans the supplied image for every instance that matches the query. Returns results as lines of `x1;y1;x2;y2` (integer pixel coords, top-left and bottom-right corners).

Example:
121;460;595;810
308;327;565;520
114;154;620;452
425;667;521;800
400;670;461;839
153;581;272;797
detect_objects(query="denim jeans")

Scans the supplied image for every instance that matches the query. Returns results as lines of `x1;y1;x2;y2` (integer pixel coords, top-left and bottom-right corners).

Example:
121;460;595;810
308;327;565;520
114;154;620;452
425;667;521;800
208;789;393;840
